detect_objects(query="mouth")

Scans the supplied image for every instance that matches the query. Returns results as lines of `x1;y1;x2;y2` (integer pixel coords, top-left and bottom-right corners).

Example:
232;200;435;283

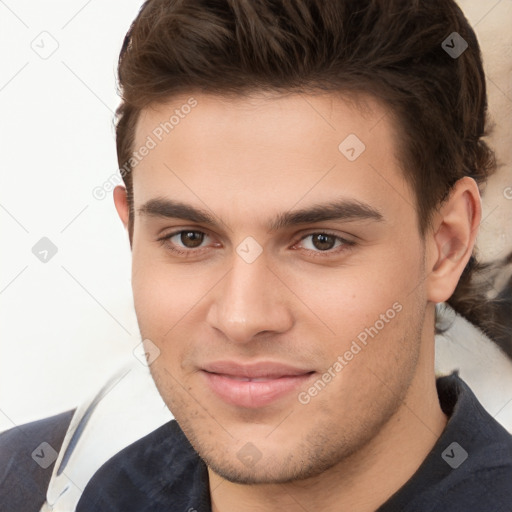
200;361;316;408
214;375;290;382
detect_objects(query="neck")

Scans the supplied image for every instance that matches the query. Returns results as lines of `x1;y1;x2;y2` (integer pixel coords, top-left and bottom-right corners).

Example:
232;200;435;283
209;334;447;512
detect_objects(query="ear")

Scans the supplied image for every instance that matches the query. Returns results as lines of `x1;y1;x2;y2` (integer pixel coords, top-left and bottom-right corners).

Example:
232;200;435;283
425;177;482;304
113;185;130;230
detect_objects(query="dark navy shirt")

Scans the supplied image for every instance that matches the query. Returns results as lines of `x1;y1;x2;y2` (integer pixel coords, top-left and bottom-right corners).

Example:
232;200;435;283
74;372;512;511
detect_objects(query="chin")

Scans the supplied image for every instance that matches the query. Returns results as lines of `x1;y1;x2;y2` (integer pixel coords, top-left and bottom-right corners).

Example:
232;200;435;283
197;432;354;486
206;457;325;485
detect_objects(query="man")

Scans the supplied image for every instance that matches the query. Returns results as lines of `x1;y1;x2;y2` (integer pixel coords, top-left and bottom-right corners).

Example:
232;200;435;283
2;1;512;511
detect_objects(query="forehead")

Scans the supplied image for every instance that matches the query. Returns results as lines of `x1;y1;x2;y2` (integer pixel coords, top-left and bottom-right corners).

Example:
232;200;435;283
134;91;393;155
131;91;415;231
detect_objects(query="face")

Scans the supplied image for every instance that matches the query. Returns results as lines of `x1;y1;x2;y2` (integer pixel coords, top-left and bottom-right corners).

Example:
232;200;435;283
124;91;432;484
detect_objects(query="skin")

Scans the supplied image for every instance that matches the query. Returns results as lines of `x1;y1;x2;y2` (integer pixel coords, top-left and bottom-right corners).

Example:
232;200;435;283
113;91;481;511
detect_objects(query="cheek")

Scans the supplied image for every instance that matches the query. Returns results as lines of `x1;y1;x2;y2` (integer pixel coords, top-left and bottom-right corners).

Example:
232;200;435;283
131;246;184;339
285;243;422;340
131;243;218;345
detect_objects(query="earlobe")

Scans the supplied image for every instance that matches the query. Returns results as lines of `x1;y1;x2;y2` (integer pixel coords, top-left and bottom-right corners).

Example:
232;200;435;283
113;185;130;230
426;177;482;304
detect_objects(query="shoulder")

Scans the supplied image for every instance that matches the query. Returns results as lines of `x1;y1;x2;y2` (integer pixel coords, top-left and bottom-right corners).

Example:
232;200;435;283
412;461;512;512
76;419;210;512
0;409;75;512
380;373;512;512
438;465;512;511
419;374;512;510
434;404;512;511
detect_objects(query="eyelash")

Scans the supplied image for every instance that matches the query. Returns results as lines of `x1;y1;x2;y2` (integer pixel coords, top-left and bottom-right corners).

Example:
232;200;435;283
157;229;356;259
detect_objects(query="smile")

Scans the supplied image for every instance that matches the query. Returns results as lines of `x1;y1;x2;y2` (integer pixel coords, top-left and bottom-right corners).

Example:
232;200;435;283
200;362;316;408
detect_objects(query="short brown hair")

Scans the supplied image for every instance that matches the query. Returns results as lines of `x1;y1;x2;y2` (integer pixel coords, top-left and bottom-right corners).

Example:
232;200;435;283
114;0;510;353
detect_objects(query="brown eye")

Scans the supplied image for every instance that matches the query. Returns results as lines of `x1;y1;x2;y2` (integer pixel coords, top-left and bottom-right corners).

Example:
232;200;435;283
180;231;204;248
296;231;355;258
157;229;214;257
311;233;336;251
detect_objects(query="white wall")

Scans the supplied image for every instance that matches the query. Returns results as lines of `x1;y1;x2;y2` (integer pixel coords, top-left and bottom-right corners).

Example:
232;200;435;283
1;0;511;433
0;0;145;431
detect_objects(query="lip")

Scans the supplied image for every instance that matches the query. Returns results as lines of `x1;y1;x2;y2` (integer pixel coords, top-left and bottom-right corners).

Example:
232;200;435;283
201;361;315;408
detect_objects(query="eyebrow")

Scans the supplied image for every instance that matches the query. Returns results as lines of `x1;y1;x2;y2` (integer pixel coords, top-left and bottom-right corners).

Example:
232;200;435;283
138;197;384;232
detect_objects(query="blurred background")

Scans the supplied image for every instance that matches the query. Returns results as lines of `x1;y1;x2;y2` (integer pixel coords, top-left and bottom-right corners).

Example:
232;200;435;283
0;0;144;431
0;0;511;433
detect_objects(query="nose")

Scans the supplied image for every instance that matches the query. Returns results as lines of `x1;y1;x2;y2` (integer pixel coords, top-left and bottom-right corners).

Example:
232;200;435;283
205;250;294;344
